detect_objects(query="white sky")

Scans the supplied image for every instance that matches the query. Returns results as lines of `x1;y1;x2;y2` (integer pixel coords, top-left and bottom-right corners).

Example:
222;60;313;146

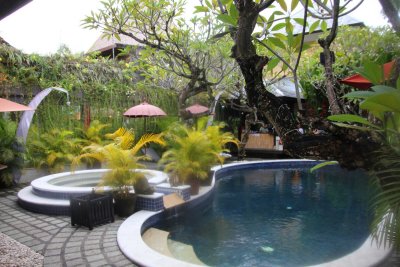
0;0;389;56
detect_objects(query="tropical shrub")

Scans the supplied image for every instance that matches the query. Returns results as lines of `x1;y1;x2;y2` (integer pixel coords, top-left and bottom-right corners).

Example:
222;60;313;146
160;123;239;186
328;61;400;249
0;118;24;187
27;128;82;173
299;26;400;109
72;128;165;197
0;43;179;132
75;120;110;146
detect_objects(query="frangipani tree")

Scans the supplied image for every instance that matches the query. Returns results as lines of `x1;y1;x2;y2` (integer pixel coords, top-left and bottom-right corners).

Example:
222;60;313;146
83;0;237;117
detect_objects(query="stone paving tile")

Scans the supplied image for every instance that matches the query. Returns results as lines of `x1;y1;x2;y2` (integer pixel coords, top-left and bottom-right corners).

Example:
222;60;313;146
0;186;138;266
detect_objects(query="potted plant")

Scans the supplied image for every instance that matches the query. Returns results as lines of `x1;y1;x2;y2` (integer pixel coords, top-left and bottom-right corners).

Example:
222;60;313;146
160;123;238;195
73;127;164;216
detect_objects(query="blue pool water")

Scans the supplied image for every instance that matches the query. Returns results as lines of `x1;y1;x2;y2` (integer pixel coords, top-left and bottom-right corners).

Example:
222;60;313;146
157;166;372;267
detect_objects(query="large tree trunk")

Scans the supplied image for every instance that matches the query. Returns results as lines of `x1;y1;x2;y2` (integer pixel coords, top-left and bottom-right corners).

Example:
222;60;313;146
232;1;297;140
318;0;342;115
379;0;400;34
230;0;383;170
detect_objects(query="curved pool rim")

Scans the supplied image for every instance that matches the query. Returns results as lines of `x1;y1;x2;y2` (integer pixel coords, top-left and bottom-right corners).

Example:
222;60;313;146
30;168;168;198
17;169;169;215
117;159;392;267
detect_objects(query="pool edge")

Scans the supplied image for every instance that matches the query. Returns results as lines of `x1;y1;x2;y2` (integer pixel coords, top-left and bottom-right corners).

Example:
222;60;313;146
117;159;392;267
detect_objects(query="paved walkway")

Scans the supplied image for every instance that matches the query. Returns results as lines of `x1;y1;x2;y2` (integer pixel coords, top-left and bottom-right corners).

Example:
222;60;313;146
0;185;137;267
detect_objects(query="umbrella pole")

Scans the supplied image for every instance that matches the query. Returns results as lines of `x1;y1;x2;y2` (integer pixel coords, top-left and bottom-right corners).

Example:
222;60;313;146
143;118;147;154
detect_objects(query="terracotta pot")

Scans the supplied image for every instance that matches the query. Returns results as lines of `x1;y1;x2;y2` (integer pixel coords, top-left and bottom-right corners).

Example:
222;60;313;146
188;177;200;195
114;193;137;217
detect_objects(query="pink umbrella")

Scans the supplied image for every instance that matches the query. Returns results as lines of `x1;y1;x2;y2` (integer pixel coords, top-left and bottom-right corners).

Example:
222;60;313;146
123;101;167;132
0;98;34;112
124;101;167;117
185;103;209;116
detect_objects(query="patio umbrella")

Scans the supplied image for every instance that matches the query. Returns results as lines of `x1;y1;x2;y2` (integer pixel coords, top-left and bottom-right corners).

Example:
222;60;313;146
340;61;394;89
185;103;209;116
0;98;34;112
123;101;167;132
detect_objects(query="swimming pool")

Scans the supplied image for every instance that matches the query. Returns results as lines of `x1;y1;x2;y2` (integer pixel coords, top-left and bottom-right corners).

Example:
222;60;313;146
156;165;372;266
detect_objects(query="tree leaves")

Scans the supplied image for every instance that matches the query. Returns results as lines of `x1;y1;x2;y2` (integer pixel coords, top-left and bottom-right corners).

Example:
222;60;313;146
291;0;300;11
309;21;320;34
320;20;328;32
276;0;287;11
328;114;379;128
194;6;209;13
217;13;237;26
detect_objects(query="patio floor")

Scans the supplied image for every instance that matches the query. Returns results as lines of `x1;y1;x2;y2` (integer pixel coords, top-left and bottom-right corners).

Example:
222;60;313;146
0;184;137;266
1;160;400;267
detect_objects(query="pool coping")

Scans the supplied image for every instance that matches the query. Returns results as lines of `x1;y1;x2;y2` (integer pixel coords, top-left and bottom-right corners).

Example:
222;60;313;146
117;159;393;267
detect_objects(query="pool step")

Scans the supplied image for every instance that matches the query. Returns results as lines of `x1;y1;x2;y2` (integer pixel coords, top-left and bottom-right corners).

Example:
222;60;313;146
163;193;185;209
168;239;206;266
142;228;174;257
143;228;206;265
17;186;70;215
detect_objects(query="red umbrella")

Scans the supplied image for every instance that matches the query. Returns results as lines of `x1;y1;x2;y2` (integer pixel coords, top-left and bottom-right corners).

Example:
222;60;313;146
123;102;166;132
185;103;209;115
0;98;34;112
340;61;394;89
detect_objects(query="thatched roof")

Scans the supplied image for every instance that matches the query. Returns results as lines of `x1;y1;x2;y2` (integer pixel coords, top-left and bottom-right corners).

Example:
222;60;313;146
87;33;142;54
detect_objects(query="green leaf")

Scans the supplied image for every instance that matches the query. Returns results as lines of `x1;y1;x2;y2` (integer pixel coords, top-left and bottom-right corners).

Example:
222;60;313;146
268;37;286;49
328;114;378;128
310;161;338;173
372;85;398;94
267;57;280;71
309;21;319;34
271;22;286;31
285;17;293;34
217;13;237;26
293;18;304;26
194;6;209;13
267;14;275;29
343;90;376;100
320;20;328;32
220;0;232;5
229;4;239;20
291;0;299;11
272;10;285;16
276;0;287;11
360;91;400;114
355;60;384;85
205;0;212;9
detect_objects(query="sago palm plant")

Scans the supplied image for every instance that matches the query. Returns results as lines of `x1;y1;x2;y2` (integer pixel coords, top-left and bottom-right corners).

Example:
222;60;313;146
73;127;165;197
160;123;238;189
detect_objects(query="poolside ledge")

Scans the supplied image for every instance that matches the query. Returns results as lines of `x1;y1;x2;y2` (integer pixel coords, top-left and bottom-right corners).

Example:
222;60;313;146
117;159;393;267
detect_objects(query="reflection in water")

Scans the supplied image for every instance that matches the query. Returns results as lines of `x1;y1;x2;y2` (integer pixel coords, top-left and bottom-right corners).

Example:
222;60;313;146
291;170;303;195
158;167;371;267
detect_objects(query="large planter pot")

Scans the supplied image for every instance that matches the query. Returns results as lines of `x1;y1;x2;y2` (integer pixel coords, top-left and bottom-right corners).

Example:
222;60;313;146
114;193;137;217
188;177;200;195
70;193;114;230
